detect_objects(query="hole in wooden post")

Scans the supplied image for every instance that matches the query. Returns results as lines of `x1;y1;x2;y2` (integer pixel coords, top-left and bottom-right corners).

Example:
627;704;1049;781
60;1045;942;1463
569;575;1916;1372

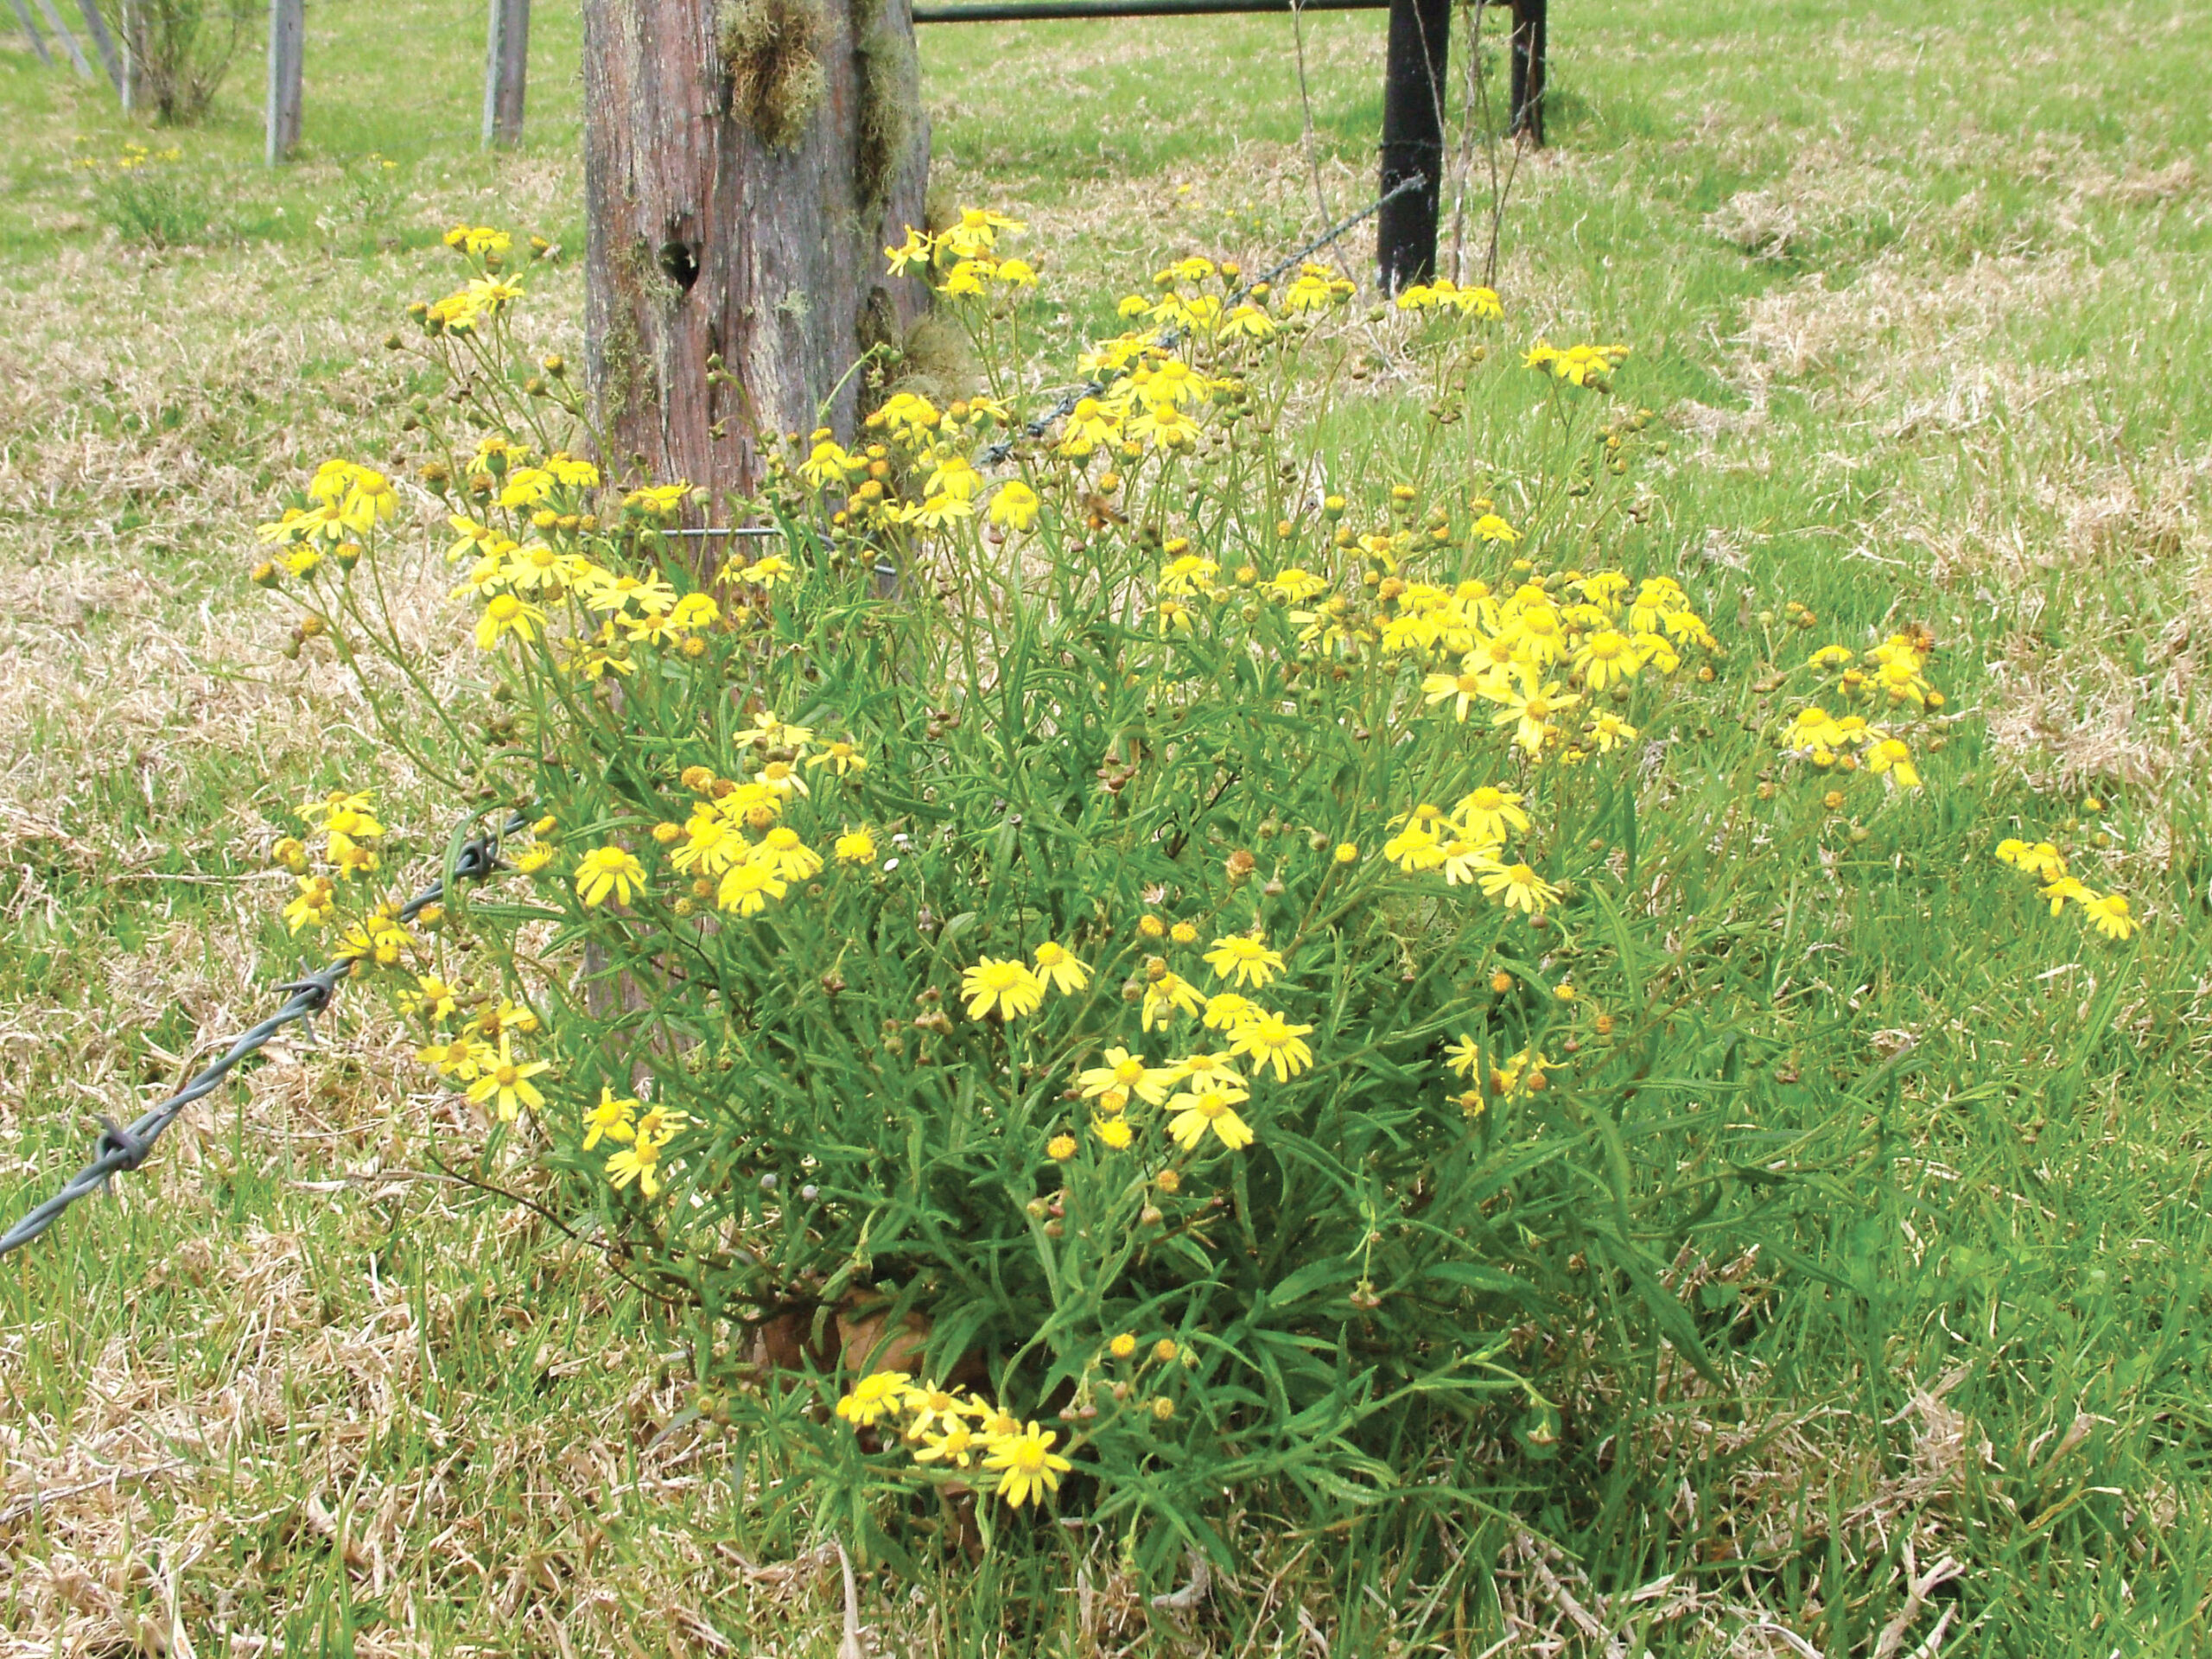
658;240;701;292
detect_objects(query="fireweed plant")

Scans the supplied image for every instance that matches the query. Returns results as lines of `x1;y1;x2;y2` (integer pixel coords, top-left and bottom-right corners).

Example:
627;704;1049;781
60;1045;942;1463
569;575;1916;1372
248;217;2005;1573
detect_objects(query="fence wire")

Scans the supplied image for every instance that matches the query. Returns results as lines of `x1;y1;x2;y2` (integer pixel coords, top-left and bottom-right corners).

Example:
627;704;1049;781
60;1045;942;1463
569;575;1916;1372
0;812;523;1259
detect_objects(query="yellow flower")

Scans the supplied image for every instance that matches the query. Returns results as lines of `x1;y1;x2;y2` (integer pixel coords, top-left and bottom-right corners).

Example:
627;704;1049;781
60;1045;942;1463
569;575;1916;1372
751;825;823;882
1202;933;1286;988
716;862;790;917
582;1087;638;1150
742;554;796;588
2083;891;2136;939
1230;1012;1315;1083
282;875;335;933
963;957;1046;1021
1996;839;2067;881
1493;675;1580;753
1444;1035;1484;1078
1382;823;1443;874
1141;971;1205;1032
835;1370;914;1428
913;1423;979;1469
988;480;1041;531
474;591;546;651
1866;739;1921;789
1047;1134;1077;1160
1109;1332;1138;1359
1573;630;1643;690
1471;512;1519;543
1166;1050;1245;1091
982;1421;1072;1510
465;1033;550;1122
1167;1085;1255;1152
806;740;867;776
834;827;878;865
2037;875;2092;917
1078;1046;1172;1106
1201;993;1257;1033
1033;941;1090;995
575;846;646;908
1454;786;1530;843
1153;1338;1179;1363
1438;838;1501;887
1422;668;1491;722
1333;842;1359;864
1480;862;1560;914
1093;1116;1133;1149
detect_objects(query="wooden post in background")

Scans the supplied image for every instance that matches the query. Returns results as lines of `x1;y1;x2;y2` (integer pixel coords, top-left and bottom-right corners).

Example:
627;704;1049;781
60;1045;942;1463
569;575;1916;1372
1508;0;1546;145
1376;0;1448;291
264;0;303;165
31;0;91;76
118;0;138;109
481;0;528;148
9;0;56;67
73;0;123;94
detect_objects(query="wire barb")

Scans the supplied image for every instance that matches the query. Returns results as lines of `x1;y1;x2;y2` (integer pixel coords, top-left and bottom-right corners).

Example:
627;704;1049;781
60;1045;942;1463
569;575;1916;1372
0;810;527;1260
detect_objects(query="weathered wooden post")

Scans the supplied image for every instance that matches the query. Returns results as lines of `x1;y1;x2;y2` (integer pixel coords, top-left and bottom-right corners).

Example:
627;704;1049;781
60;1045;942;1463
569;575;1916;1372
9;0;56;67
264;0;303;165
482;0;529;148
1508;0;1546;144
1376;0;1448;290
31;0;91;76
581;0;934;493
72;0;122;93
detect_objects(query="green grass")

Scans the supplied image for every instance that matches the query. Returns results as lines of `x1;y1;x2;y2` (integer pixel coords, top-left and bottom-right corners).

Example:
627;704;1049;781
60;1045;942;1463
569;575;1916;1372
3;0;2210;1651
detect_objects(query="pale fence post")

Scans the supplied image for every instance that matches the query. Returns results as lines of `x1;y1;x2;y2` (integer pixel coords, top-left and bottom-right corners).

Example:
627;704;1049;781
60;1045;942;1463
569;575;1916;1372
9;0;56;67
119;0;137;109
264;0;303;166
481;0;528;148
31;0;91;76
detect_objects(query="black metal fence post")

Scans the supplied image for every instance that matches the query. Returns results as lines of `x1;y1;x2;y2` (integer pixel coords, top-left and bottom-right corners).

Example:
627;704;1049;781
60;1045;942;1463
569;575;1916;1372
1508;0;1546;144
1376;0;1449;292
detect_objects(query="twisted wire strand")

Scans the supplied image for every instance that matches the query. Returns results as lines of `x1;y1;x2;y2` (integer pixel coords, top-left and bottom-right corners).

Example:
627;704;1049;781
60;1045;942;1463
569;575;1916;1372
0;813;522;1258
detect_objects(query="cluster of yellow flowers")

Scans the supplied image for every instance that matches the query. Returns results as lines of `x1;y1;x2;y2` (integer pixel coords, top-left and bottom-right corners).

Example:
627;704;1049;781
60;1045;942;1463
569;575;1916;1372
1996;833;2136;940
1443;1034;1554;1113
1783;630;1942;788
955;925;1317;1157
1395;276;1504;318
611;718;873;918
1408;569;1709;756
801;399;1034;535
1381;791;1560;912
1524;340;1630;387
254;459;397;574
884;207;1038;294
74;140;183;176
834;1372;1074;1509
579;1088;689;1198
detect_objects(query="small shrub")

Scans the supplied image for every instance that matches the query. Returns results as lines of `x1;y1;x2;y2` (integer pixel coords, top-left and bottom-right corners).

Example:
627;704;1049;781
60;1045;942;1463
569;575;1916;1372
79;142;230;246
107;0;256;126
253;217;1944;1583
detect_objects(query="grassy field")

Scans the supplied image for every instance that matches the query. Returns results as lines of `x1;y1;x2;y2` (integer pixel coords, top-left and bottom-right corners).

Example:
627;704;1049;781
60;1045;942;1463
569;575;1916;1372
3;0;2210;1652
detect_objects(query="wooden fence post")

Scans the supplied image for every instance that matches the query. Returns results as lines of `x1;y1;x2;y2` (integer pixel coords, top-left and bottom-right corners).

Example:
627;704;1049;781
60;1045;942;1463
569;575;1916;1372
119;0;137;109
31;0;91;76
481;0;528;148
264;0;303;165
1508;0;1546;145
9;0;56;67
1376;0;1449;290
73;0;123;93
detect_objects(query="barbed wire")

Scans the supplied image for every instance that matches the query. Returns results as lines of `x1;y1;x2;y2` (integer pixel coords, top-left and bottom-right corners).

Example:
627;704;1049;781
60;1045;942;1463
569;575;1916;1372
0;811;525;1259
